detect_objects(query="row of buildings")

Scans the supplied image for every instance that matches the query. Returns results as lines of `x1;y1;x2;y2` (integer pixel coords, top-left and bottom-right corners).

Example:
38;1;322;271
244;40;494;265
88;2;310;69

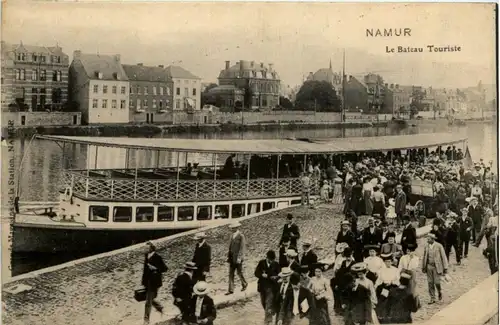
302;62;493;116
2;41;203;123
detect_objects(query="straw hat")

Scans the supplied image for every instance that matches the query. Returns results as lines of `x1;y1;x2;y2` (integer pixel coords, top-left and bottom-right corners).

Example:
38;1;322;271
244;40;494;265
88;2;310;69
279;267;293;277
380;253;393;260
335;242;349;254
286;249;298;257
194;232;207;240
193;281;210;295
184;261;198;270
351;262;367;273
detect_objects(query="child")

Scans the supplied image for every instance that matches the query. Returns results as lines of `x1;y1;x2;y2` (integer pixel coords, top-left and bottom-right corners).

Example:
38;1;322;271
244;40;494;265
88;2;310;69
386;198;397;226
320;180;332;203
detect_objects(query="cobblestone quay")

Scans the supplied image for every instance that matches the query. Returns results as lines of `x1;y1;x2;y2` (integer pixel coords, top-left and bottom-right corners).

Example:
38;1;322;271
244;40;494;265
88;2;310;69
3;205;363;325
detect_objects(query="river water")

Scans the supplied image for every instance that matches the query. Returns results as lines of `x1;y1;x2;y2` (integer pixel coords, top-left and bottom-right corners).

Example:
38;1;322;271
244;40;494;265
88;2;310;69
2;122;497;276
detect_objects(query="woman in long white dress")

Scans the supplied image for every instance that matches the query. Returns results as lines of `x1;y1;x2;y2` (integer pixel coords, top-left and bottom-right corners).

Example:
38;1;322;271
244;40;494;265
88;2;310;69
397;244;419;296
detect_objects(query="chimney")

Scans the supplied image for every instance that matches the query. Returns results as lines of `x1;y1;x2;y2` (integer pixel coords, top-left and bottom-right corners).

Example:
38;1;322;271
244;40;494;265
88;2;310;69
225;60;230;69
158;65;164;68
239;60;244;71
137;63;143;66
73;50;81;59
114;54;120;62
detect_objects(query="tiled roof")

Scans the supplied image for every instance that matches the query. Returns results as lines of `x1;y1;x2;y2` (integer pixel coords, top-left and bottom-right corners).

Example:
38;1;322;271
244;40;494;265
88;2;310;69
218;60;279;80
165;65;200;79
75;52;129;81
122;64;171;82
1;41;67;57
207;85;243;94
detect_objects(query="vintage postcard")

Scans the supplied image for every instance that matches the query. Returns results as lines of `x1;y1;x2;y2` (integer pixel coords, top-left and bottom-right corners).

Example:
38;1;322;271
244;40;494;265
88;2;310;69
1;2;498;325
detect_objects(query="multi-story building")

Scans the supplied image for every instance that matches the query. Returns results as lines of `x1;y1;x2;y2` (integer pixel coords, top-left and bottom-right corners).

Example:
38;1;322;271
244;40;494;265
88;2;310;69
122;63;173;123
1;41;69;112
69;51;130;124
384;84;413;114
306;60;343;93
165;65;201;111
344;74;388;113
215;60;280;110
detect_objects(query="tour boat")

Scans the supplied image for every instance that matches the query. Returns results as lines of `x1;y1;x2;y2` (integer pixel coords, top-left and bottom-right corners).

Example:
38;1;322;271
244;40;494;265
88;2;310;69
13;133;469;253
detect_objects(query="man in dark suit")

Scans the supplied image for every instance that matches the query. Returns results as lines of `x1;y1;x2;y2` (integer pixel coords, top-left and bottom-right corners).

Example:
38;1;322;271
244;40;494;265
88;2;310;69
380;221;396;245
226;221;248;295
172;261;197;321
141;241;168;324
192;232;211;283
336;220;356;250
458;207;474;259
279;237;293;269
254;250;281;324
299;240;318;276
395;184;407;227
276;272;312;325
467;197;483;243
189;281;217;325
280;213;301;249
401;215;417;254
361;218;383;257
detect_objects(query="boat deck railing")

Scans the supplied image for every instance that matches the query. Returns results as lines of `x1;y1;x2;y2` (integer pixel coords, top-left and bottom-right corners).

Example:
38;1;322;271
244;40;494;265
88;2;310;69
61;169;436;202
62;169;316;201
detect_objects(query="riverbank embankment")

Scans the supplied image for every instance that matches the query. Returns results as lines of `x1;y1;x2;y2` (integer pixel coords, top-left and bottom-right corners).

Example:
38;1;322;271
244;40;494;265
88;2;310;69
3;203;493;325
3;121;381;139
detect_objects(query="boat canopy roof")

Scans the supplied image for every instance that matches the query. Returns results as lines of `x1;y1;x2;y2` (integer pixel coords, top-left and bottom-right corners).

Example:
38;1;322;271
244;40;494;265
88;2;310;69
36;133;467;154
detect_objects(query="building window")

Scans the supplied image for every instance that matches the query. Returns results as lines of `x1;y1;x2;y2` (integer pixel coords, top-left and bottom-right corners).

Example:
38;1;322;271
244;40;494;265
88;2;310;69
40;56;46;63
121;86;126;94
144;87;148;95
176;87;180;95
143;99;148;108
112;86;117;94
159;100;163;109
130;87;133;94
152;99;157;109
32;54;37;62
160;87;164;95
93;85;99;93
52;71;62;82
15;69;20;80
129;99;135;108
103;85;108;94
137;86;141;94
112;99;117;109
120;100;126;109
92;99;98;108
175;99;181;109
102;99;108;108
31;69;38;81
153;87;157;95
192;88;197;96
167;87;171;96
20;69;25;80
39;70;46;81
16;52;26;61
137;99;141;108
184;88;188;96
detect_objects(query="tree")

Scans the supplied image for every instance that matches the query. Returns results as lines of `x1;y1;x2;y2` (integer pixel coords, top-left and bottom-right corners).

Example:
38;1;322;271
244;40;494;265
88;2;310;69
410;88;425;118
279;96;294;110
295;80;341;112
243;80;253;109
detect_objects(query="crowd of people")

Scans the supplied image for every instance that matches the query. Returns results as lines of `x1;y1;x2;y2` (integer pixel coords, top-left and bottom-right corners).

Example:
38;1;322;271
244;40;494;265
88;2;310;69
136;145;498;325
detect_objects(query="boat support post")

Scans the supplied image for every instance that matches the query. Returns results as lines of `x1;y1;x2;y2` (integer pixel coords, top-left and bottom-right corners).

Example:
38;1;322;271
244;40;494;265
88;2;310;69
15;133;37;201
134;149;138;199
175;152;180;199
276;154;280;195
246;154;251;197
212;153;217;199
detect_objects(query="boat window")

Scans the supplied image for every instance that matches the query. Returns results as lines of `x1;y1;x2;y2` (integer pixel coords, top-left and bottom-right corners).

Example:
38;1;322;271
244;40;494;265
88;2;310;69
89;206;109;222
113;207;132;222
214;205;229;219
136;207;154;222
277;201;289;209
197;205;212;221
247;203;261;215
158;206;174;222
263;202;275;211
231;204;245;218
178;206;194;221
291;199;302;205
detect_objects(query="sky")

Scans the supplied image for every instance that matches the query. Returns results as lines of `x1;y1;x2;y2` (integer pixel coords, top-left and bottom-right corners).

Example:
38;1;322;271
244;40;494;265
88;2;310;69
2;2;497;89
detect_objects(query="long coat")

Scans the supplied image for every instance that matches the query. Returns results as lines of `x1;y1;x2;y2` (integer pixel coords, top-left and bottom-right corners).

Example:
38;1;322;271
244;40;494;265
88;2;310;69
422;242;448;274
361;227;383;247
395;191;407;215
277;286;313;325
468;205;484;231
300;250;318;275
228;232;246;265
336;230;356;250
254;259;280;293
142;252;168;289
193;242;212;273
401;224;417;252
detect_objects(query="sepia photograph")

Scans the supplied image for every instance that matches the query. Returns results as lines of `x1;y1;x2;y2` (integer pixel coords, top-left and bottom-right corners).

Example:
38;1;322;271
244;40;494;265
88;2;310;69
0;2;498;325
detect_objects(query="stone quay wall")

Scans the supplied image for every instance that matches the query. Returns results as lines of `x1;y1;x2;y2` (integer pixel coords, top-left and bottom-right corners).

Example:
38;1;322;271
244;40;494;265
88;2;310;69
1;112;82;127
